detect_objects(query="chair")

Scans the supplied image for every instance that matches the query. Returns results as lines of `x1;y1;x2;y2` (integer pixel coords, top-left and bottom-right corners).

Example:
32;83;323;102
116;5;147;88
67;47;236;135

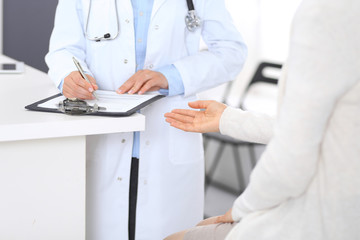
203;62;282;195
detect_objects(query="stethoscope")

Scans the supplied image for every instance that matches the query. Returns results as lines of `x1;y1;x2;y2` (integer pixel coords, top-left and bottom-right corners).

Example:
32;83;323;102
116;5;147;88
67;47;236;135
184;0;201;32
85;0;201;42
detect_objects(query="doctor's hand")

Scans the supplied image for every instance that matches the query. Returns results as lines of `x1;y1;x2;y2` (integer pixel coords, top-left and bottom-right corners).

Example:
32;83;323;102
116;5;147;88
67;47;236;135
164;100;227;133
116;70;168;95
63;71;98;99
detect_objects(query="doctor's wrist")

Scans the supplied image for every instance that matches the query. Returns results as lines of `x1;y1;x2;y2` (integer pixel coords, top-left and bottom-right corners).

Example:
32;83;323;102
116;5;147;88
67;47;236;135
156;65;184;96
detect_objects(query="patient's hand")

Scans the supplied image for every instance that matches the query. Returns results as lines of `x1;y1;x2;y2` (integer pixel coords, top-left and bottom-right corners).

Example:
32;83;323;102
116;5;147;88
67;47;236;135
164;100;227;133
215;208;234;224
196;209;234;227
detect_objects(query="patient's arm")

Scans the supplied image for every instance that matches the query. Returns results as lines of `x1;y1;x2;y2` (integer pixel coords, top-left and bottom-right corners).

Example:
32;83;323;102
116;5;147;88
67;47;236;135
165;100;275;144
219;107;275;144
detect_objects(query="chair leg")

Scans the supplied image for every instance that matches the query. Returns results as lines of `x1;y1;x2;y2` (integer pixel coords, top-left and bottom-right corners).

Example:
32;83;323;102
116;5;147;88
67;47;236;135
203;136;210;150
249;144;257;168
205;142;226;191
232;145;245;193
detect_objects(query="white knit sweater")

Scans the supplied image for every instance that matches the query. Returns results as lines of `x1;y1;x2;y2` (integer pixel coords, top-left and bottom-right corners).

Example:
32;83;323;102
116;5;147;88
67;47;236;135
220;0;360;239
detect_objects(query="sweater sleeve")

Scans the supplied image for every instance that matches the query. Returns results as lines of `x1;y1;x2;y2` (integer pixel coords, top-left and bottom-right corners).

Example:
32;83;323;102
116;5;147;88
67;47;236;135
231;1;360;221
219;107;275;144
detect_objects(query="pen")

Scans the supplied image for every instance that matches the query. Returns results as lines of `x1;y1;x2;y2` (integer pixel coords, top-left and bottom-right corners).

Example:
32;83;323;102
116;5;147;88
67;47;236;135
72;57;99;100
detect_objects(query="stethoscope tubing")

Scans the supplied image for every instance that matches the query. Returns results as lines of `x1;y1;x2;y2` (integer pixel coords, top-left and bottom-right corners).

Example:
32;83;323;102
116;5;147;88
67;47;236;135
186;0;195;11
85;0;120;41
85;0;199;41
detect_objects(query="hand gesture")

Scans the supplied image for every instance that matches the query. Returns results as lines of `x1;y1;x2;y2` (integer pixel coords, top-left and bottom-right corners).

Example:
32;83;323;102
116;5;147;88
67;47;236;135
63;71;98;99
116;70;168;95
164;100;227;133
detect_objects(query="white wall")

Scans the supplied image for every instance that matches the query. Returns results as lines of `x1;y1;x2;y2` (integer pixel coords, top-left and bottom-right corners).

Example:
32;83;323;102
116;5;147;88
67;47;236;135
199;0;302;105
258;0;302;62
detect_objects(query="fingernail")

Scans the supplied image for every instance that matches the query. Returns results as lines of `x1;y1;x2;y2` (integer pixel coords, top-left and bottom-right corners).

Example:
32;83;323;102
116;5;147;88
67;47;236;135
128;89;133;94
89;88;94;92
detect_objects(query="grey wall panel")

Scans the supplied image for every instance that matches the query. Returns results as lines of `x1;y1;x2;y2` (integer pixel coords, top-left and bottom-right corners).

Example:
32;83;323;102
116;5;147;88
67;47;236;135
3;0;58;72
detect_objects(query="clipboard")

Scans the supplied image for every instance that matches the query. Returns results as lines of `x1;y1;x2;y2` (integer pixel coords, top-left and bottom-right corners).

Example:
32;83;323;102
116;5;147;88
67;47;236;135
25;90;165;117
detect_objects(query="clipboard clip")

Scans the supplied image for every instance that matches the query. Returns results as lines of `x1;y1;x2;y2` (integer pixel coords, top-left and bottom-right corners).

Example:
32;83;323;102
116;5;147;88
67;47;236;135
58;98;106;115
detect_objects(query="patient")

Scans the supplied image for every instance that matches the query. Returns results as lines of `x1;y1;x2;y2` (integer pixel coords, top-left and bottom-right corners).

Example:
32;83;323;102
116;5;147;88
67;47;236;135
164;0;360;239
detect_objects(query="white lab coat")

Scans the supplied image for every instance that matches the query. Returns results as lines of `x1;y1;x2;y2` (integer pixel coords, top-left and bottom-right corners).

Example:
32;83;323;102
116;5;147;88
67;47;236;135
45;0;247;239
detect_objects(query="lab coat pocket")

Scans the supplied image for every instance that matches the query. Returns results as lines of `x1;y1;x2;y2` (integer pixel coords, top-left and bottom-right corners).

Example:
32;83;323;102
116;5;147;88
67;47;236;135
169;125;204;165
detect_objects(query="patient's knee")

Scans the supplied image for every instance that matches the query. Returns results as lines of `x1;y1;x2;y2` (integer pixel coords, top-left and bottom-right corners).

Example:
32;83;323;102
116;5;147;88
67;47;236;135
164;230;188;240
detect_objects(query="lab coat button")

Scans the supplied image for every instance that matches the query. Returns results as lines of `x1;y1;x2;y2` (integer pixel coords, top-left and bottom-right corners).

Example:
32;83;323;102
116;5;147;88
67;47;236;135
124;59;128;64
149;64;154;69
125;19;130;23
146;140;150;146
139;11;143;16
138;38;142;43
144;180;147;185
121;139;126;143
117;177;122;181
154;25;159;30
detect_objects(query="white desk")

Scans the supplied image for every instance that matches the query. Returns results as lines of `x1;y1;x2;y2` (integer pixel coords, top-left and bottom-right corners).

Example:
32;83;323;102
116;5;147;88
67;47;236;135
0;56;145;240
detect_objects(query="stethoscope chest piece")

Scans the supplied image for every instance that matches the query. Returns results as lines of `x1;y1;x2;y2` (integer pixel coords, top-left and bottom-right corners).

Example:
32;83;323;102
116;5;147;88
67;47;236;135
185;10;201;32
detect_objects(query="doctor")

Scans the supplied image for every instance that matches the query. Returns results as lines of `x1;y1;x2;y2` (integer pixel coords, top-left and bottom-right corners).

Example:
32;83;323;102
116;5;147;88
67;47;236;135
45;0;247;239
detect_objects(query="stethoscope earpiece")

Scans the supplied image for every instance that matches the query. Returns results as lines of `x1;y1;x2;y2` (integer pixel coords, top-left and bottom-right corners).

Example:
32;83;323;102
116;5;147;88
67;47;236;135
95;33;112;42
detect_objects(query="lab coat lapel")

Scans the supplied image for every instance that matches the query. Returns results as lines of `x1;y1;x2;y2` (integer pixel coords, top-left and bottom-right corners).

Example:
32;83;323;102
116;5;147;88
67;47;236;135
151;0;169;20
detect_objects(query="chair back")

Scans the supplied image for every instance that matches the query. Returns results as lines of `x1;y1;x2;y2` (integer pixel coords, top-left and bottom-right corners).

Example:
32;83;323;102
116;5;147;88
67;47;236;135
250;62;282;86
239;62;282;114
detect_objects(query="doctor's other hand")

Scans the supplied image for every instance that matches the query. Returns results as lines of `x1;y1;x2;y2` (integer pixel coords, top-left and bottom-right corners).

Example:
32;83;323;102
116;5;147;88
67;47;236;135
164;100;227;133
116;69;168;95
63;71;98;99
